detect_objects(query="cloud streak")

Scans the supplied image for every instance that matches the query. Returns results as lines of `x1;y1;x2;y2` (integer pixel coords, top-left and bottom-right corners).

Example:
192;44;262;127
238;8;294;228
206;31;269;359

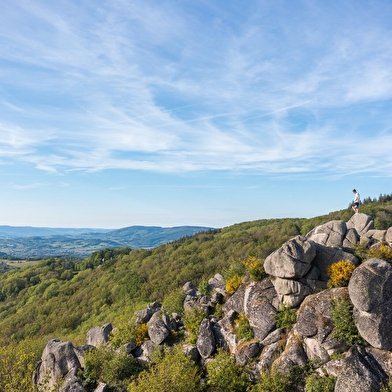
0;0;391;180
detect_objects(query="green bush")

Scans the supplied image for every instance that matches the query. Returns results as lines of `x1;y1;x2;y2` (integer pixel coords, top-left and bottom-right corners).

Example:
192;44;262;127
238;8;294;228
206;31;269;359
249;369;291;392
331;297;365;346
206;348;250;391
274;304;297;331
128;345;203;391
162;287;187;316
234;313;254;341
182;308;207;345
109;319;146;349
305;372;336;392
81;346;140;390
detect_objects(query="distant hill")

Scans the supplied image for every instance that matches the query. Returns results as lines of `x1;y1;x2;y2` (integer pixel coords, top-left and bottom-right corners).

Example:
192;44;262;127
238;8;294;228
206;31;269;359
0;225;213;259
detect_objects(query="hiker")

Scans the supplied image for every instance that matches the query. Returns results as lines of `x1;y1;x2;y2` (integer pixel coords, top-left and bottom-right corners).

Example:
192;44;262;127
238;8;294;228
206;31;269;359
352;189;360;213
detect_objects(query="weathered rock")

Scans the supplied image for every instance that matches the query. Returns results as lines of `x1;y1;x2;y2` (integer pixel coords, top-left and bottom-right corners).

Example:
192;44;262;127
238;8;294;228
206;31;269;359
94;383;109;392
183;281;198;296
272;277;312;307
306;220;347;247
365;347;392;377
73;344;95;368
297;288;345;340
342;228;360;249
248;298;277;341
272;326;307;374
346;213;374;236
147;311;170;345
86;323;113;347
311;245;359;282
335;345;388;392
134;301;162;324
297;288;350;362
264;235;317;279
349;258;392;350
208;273;226;293
34;339;85;392
197;319;216;358
364;229;386;245
222;281;248;315
132;340;159;362
235;341;261;366
258;342;281;371
213;321;237;353
261;329;283;346
386;227;392;246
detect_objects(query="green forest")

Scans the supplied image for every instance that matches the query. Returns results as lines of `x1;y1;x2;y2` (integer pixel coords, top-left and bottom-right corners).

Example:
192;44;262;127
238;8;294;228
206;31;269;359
1;194;392;391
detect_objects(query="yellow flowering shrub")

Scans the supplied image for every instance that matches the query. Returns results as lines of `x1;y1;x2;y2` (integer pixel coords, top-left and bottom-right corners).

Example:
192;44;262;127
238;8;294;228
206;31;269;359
327;261;356;288
242;256;266;281
134;323;149;346
367;244;392;262
225;275;243;295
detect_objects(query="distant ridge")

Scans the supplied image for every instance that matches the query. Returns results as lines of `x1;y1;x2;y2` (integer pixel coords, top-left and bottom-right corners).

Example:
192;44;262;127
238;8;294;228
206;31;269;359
0;225;213;259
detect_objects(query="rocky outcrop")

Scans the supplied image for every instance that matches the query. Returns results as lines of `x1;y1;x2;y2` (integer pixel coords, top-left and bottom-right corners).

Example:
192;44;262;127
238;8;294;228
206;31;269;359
86;323;112;347
34;212;392;392
34;339;86;392
147;311;170;344
349;258;392;350
335;345;388;392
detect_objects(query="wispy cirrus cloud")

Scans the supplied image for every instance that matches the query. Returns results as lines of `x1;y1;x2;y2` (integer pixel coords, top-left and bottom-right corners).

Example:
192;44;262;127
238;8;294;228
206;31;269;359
0;0;391;180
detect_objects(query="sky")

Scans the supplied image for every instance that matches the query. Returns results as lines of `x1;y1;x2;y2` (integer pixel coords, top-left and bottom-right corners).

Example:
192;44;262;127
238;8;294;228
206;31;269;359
0;0;392;229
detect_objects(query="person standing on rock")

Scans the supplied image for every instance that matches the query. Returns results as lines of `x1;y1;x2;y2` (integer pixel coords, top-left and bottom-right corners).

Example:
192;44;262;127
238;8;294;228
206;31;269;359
352;189;360;213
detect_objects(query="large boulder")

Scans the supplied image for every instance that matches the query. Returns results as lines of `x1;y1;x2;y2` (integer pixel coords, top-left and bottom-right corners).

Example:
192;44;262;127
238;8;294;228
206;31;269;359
348;258;392;350
335;345;388;392
147;311;170;345
222;280;248;315
306;220;348;248
235;341;261;365
272;326;307;374
264;236;316;279
346;213;374;236
244;279;279;338
86;323;113;347
272;277;312;307
197;318;216;358
134;302;162;324
297;288;349;363
34;339;85;392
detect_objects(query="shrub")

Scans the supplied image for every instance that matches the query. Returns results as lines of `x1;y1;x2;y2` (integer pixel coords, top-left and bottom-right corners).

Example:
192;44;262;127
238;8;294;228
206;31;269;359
243;256;267;281
327;260;356;288
182;308;206;345
250;369;291;392
162;287;186;316
274;304;297;331
234;313;254;341
109;319;149;349
81;346;140;390
367;244;392;262
198;279;209;296
0;337;42;392
128;345;203;391
305;372;336;392
331;296;365;346
226;274;243;295
206;348;250;391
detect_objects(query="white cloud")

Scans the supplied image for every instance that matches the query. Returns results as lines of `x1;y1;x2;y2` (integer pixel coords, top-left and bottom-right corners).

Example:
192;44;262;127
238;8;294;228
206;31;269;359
0;0;391;178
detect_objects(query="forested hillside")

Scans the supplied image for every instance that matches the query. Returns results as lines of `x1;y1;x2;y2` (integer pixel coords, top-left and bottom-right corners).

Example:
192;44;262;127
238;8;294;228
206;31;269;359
0;195;392;389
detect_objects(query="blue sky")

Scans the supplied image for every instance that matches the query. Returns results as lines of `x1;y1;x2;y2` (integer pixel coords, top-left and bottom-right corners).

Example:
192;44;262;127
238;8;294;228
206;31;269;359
0;1;391;229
